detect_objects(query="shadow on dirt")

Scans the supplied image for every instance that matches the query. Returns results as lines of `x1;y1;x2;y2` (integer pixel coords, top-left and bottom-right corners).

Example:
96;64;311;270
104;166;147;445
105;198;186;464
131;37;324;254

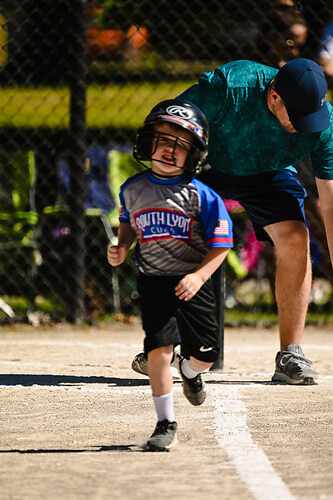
0;445;139;454
0;374;283;387
205;379;274;385
0;374;149;387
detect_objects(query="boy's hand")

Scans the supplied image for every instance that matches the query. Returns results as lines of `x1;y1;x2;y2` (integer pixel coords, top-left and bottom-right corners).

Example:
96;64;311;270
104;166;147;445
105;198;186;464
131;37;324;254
175;273;205;301
107;243;127;266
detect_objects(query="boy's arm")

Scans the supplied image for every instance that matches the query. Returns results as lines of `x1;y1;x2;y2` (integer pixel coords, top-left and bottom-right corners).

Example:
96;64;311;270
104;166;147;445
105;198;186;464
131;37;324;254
107;222;136;267
175;247;229;301
193;246;229;281
117;222;137;250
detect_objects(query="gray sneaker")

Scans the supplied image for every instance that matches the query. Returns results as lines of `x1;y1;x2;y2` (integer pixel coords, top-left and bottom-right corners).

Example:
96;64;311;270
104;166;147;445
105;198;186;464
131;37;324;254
131;351;181;379
177;356;206;406
132;352;149;376
272;344;318;385
146;420;178;452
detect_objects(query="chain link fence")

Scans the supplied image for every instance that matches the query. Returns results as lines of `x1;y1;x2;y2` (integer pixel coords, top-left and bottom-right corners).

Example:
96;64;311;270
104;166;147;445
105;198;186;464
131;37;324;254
0;0;333;323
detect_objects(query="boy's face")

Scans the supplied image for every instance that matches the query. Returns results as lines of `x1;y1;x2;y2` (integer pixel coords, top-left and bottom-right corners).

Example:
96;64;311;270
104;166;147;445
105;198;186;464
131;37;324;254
151;123;193;177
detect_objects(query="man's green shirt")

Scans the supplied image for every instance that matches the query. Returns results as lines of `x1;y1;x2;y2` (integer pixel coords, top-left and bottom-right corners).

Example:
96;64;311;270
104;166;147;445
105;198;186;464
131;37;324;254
178;60;333;179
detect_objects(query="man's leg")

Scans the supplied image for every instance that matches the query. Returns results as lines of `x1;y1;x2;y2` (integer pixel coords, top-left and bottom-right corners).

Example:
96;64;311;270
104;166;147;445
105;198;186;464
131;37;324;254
265;220;317;384
265;220;311;350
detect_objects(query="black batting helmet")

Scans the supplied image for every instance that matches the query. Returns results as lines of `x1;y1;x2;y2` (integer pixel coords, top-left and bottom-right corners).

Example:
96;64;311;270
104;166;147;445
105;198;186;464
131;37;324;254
133;99;209;174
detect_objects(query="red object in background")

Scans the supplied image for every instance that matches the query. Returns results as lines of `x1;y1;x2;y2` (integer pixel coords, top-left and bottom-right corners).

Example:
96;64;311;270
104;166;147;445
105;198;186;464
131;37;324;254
240;220;266;274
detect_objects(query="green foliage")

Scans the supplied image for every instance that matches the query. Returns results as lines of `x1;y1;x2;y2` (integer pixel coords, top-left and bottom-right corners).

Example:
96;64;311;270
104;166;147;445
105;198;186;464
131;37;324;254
97;0;274;34
95;0;140;30
107;150;145;226
0;82;194;129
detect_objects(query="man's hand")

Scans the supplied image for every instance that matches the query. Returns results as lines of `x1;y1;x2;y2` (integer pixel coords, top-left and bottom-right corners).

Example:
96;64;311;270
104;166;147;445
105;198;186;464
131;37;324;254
107;243;127;266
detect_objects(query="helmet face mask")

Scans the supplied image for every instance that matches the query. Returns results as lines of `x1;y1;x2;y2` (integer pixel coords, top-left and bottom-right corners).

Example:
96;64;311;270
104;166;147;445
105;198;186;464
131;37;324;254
133;99;209;175
151;131;192;168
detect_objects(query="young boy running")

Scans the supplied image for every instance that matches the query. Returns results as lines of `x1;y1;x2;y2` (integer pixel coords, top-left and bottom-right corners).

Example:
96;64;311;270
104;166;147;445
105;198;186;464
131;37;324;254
107;99;233;451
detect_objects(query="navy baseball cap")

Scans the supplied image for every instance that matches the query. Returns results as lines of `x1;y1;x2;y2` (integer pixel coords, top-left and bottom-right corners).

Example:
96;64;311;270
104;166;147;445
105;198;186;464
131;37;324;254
275;58;329;133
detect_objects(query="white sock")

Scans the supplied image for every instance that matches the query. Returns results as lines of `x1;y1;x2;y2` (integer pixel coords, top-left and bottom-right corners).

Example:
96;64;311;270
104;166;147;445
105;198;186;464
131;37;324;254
180;358;200;379
152;390;175;422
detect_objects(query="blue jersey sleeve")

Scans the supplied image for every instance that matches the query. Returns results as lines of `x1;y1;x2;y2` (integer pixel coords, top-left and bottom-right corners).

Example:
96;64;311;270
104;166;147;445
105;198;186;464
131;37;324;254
118;182;130;223
191;179;233;248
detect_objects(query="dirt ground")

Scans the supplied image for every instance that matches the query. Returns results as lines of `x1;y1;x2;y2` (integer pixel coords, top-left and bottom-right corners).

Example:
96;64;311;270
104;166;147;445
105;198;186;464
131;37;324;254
0;321;333;500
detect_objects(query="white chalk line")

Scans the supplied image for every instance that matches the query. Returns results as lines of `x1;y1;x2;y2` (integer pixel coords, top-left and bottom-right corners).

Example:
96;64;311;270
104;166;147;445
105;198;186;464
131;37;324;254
0;380;297;499
0;336;329;499
212;385;295;500
0;371;328;499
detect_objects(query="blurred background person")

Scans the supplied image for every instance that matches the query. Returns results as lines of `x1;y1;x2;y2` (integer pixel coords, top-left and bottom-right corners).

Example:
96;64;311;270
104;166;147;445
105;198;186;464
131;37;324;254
252;0;308;67
318;20;333;99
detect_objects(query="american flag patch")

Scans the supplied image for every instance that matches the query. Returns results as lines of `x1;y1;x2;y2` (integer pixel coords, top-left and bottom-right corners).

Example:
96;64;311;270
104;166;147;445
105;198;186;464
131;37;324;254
214;219;229;235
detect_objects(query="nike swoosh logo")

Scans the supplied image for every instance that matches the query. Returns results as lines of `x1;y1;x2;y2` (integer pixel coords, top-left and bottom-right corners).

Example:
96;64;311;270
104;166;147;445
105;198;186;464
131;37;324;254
199;346;213;352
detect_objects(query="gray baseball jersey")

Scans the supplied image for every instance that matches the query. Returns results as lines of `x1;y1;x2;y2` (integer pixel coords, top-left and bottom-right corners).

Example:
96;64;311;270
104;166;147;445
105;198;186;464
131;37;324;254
119;170;233;275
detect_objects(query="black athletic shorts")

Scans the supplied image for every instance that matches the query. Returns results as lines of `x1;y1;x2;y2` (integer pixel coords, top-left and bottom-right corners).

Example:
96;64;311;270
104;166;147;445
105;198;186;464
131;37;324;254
137;272;221;363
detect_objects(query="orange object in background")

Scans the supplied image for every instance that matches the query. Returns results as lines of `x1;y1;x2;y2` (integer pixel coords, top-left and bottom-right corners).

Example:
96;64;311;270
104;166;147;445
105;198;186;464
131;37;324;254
87;27;125;57
126;25;150;54
86;2;150;59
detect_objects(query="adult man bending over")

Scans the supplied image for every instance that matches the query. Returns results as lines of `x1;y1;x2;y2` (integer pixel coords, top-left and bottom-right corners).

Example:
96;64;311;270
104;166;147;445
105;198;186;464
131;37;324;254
179;58;332;384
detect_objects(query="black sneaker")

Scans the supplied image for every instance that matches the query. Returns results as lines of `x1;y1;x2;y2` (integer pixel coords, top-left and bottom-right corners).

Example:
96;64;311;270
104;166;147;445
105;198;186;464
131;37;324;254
146;420;178;452
177;357;206;406
272;344;318;385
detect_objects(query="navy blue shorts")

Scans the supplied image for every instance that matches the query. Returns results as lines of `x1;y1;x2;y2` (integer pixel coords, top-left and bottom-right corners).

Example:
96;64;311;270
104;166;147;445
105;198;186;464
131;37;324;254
199;169;307;242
